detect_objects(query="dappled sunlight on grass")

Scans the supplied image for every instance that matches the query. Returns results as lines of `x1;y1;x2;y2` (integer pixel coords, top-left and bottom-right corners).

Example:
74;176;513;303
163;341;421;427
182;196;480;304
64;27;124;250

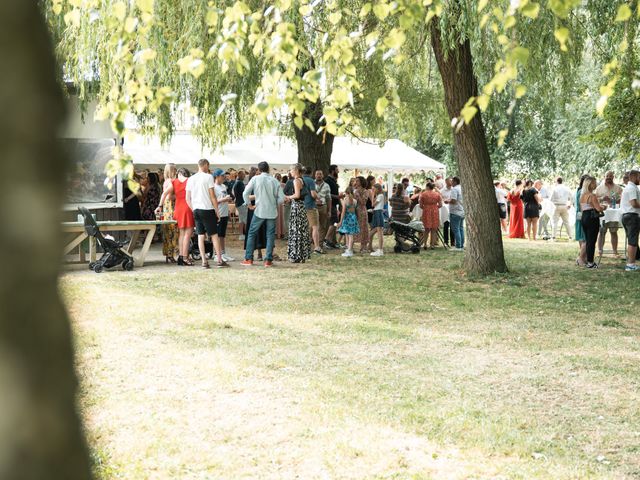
61;239;640;479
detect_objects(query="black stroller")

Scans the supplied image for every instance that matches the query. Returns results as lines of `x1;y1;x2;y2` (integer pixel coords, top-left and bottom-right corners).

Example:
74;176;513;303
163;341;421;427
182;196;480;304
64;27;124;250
78;207;134;273
389;220;423;254
189;232;213;260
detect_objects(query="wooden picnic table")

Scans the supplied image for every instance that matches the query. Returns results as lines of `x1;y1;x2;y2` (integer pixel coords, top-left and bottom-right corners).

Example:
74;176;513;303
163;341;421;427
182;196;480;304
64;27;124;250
62;220;176;267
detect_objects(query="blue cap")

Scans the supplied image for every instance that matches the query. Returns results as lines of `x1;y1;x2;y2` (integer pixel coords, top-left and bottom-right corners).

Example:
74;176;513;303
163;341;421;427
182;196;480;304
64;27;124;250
212;168;225;178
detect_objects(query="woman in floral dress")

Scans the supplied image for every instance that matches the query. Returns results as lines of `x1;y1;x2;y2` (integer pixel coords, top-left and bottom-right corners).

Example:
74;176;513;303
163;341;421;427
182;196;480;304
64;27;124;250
285;163;312;263
156;163;178;262
419;182;443;249
354;176;370;253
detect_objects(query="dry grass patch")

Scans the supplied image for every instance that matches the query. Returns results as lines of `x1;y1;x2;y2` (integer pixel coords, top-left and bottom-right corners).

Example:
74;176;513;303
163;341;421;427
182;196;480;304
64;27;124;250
62;239;640;479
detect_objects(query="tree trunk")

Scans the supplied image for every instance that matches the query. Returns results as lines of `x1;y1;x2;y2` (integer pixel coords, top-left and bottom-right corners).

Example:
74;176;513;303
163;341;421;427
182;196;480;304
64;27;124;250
0;2;92;479
430;18;508;275
293;99;334;174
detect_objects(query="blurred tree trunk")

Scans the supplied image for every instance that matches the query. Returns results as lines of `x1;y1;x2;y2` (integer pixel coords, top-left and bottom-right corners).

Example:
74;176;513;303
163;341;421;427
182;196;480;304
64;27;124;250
294;99;334;174
431;16;508;275
0;2;92;479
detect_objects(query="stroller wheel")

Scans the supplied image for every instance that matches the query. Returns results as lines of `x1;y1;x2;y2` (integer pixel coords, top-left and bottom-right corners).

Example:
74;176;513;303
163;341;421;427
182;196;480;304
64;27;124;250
393;245;402;253
88;262;96;270
191;251;201;261
411;246;420;254
93;263;104;273
122;259;134;271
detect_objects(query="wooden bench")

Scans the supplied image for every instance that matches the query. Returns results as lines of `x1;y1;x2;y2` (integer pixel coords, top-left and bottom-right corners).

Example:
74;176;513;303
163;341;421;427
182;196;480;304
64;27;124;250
62;220;177;267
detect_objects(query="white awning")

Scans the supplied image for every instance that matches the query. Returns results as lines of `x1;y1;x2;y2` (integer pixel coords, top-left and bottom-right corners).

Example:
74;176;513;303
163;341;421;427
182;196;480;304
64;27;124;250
124;134;446;174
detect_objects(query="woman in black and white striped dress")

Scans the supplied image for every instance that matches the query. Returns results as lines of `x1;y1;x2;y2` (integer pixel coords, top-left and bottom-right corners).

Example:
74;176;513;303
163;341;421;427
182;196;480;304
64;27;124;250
285;163;312;263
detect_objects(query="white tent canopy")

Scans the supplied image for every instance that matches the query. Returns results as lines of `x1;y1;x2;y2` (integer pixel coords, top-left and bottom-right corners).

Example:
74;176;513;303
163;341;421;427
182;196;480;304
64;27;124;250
125;134;446;174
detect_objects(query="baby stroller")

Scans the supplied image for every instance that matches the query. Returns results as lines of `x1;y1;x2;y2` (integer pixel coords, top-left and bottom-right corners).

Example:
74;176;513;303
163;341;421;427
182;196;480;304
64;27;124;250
389;220;423;254
78;207;134;273
189;232;213;260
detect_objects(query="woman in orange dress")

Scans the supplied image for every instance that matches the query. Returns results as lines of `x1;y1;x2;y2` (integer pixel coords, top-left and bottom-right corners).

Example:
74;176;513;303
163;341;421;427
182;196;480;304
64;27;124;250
419;182;443;249
507;179;525;239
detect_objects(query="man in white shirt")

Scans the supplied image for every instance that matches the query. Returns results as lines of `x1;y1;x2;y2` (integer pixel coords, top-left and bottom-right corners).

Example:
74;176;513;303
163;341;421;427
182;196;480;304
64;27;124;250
314;170;332;243
440;177;454;247
186;159;227;268
621;170;640;271
595;171;624;256
535;180;551;239
550;177;573;240
494;180;508;234
213;168;235;262
241;161;285;267
449;176;464;251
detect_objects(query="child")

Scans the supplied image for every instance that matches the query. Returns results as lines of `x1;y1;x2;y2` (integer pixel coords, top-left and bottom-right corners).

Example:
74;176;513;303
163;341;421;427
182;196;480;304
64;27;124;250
368;183;385;256
213;169;234;261
337;186;360;257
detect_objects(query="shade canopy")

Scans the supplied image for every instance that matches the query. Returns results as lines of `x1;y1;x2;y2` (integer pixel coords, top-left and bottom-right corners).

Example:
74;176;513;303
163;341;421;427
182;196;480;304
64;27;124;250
125;134;445;174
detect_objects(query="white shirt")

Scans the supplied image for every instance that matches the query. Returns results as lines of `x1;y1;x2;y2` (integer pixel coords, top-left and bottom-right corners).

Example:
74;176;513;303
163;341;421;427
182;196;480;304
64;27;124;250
214;183;229;217
441;187;453;202
374;193;384;210
186;171;215;210
495;187;507;204
621;182;640;215
550;184;572;206
242;173;285;220
449;185;464;217
315;181;331;207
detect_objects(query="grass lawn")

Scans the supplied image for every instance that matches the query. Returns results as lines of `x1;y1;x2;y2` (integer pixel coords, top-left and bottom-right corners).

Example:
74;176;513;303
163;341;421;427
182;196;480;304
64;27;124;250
60;238;640;479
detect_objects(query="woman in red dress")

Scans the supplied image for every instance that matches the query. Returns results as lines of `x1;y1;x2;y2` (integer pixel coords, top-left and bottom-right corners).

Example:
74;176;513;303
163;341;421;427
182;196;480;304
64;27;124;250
507;179;525;239
157;167;195;265
419;182;443;249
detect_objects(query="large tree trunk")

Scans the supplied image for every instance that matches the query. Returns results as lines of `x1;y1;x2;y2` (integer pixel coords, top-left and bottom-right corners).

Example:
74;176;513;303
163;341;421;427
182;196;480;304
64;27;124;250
0;2;92;479
293;99;334;174
430;18;507;275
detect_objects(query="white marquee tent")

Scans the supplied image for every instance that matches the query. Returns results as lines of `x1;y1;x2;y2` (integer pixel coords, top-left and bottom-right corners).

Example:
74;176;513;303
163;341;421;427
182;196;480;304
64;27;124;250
124;134;446;176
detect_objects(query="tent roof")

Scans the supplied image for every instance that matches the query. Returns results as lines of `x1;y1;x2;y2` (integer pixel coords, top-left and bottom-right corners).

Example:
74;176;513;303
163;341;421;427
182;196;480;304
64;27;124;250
125;134;445;173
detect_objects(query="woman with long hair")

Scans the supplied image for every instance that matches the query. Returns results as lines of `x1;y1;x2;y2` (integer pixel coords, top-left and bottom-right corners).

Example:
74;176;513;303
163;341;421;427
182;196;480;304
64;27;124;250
575;174;588;266
353;176;370;252
155;163;179;263
157;168;194;265
507;180;525;239
140;171;161;221
580;176;606;268
285;163;312;263
419;182;443;249
521;179;541;240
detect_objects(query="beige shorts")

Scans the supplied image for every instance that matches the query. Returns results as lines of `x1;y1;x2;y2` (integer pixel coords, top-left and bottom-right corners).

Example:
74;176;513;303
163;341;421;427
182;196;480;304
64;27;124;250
603;221;620;232
306;208;319;227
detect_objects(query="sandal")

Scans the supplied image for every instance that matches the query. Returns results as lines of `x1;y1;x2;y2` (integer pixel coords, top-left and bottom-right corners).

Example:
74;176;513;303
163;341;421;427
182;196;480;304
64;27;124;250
202;262;210;269
166;256;176;264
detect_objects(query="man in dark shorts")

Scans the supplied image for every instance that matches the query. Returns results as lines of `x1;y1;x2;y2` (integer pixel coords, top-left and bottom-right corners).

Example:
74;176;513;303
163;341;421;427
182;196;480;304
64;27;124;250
213;168;234;262
621;170;640;271
323;164;342;249
185;159;228;268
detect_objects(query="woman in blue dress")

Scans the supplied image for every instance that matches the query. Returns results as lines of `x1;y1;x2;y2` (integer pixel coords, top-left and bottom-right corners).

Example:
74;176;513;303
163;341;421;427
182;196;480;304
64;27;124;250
575;174;587;265
337;186;360;257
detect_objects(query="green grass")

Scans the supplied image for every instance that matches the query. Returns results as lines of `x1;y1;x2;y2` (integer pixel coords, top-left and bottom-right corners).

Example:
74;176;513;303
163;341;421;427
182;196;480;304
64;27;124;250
61;238;640;479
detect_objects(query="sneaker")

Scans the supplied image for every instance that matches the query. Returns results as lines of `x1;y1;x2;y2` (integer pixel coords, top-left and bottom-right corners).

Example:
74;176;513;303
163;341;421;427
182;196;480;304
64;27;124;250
625;264;639;271
341;250;353;257
322;240;334;250
221;253;235;262
370;249;384;257
314;248;326;255
452;247;464;252
216;261;230;268
586;262;598;269
240;259;253;266
239;234;245;240
264;260;273;268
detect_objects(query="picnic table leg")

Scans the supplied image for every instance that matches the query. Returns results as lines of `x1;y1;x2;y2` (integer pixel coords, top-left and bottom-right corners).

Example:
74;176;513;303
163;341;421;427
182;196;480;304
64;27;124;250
64;233;88;260
89;236;96;262
135;227;155;267
127;230;140;254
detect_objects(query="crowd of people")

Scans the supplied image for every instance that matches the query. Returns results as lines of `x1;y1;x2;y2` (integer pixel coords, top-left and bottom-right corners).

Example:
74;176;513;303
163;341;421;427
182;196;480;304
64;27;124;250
496;170;640;270
125;160;640;271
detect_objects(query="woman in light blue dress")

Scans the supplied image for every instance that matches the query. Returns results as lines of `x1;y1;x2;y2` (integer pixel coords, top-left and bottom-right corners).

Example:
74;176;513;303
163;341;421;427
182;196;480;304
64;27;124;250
575;174;587;265
338;186;360;257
